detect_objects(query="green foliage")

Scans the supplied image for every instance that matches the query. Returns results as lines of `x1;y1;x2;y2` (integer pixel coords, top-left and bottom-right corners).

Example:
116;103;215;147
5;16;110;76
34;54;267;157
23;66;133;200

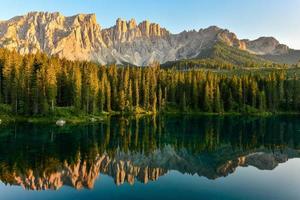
209;42;269;67
0;48;299;117
162;58;235;70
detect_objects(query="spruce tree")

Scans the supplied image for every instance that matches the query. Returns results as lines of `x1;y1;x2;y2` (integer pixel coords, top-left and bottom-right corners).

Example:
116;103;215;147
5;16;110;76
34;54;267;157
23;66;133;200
213;85;221;113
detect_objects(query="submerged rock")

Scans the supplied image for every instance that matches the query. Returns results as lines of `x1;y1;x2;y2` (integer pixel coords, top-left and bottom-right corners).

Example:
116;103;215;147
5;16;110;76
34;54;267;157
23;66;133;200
56;119;66;126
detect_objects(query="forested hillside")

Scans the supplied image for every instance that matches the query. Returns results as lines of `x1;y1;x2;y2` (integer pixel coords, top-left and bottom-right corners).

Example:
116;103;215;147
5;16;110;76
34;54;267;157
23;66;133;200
0;48;299;116
162;42;290;70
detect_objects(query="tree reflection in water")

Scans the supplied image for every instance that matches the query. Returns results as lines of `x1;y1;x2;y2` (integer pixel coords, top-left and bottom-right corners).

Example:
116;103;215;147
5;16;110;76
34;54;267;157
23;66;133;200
0;115;299;190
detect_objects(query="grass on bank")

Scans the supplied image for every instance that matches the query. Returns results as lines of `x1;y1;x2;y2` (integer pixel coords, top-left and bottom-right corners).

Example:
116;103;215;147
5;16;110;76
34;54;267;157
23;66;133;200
0;104;156;124
162;102;300;117
0;105;109;124
0;103;299;124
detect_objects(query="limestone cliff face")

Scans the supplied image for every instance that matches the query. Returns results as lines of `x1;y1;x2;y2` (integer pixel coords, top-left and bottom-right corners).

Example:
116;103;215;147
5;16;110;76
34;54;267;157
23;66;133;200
0;12;105;61
218;29;247;50
0;12;296;65
242;37;290;55
101;18;169;44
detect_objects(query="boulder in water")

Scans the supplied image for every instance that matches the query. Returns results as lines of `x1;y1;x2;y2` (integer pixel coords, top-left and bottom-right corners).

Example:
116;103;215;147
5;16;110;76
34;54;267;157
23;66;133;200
56;119;66;126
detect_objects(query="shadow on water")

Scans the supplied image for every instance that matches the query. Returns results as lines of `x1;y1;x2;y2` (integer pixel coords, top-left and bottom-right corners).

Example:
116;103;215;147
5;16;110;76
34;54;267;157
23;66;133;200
0;115;299;190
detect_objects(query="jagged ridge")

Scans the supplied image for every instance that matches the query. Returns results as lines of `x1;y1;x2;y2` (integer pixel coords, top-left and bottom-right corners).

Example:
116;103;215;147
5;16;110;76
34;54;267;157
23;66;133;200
0;12;299;66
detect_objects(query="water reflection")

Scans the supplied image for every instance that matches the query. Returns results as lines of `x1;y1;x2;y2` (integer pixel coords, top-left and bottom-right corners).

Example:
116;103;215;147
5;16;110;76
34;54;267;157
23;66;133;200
0;115;299;191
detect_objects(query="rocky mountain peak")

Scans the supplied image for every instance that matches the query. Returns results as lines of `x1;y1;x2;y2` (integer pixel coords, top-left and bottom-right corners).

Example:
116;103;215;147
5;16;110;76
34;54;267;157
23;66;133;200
0;12;297;66
100;18;170;54
243;36;289;55
116;18;128;32
128;18;137;29
256;36;279;44
25;11;63;20
138;20;169;38
71;13;98;27
218;29;247;50
0;11;105;61
203;25;222;33
104;18;169;41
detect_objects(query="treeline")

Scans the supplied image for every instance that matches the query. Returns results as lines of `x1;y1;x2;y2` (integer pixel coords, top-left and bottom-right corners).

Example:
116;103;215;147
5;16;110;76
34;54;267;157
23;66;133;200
0;48;299;116
162;58;236;70
162;57;289;71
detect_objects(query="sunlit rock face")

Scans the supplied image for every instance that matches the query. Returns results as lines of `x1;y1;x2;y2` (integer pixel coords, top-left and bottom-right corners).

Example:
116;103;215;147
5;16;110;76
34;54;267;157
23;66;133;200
0;12;296;66
242;37;289;55
0;12;105;62
102;18;169;44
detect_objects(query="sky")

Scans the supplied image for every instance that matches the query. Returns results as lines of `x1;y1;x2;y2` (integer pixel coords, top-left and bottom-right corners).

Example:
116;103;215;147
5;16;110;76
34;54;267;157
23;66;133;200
0;0;299;49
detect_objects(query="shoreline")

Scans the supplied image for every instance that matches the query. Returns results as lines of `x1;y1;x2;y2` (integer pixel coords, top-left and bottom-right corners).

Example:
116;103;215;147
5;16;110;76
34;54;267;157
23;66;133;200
0;111;299;125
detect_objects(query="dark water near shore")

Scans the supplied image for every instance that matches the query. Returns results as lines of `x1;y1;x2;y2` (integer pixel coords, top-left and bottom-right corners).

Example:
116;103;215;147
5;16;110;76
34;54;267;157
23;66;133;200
0;115;300;200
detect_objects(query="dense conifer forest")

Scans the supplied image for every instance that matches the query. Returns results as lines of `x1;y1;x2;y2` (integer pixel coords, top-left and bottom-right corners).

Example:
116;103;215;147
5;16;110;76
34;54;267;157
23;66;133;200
0;48;299;116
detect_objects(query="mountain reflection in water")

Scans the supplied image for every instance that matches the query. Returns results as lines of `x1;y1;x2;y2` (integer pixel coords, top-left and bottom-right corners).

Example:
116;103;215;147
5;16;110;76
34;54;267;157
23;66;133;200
0;115;299;191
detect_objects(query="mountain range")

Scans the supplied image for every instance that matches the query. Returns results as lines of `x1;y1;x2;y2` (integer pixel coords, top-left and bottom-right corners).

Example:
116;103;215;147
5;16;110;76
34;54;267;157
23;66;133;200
0;12;299;66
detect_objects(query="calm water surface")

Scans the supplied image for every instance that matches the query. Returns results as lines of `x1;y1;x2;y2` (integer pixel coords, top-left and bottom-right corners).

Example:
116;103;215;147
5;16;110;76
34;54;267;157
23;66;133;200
0;115;300;200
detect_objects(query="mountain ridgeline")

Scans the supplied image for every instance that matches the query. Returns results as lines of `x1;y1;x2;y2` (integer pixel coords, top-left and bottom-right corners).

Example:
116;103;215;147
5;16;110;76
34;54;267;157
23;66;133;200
0;12;299;66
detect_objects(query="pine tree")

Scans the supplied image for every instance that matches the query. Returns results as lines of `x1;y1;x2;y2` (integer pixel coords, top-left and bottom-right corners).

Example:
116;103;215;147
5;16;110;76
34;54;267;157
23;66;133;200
258;91;266;111
142;74;149;110
192;76;198;110
250;80;257;108
37;66;49;115
152;92;157;113
106;81;111;112
292;74;299;111
90;66;99;114
134;78;139;108
9;60;20;114
128;80;133;112
213;85;221;113
158;86;163;111
181;92;187;112
203;82;212;112
31;59;40;115
227;90;234;112
99;78;105;113
46;63;57;113
119;89;126;112
72;66;82;111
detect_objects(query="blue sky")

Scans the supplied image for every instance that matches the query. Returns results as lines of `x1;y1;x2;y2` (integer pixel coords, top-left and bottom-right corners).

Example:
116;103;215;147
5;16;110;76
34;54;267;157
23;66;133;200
0;0;299;48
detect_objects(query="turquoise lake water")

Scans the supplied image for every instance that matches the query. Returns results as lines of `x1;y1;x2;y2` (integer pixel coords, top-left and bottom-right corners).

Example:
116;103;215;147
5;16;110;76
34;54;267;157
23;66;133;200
0;115;299;200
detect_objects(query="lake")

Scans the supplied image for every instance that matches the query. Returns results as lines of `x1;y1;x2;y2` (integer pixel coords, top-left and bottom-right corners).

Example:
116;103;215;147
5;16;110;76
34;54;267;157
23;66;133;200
0;115;299;200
